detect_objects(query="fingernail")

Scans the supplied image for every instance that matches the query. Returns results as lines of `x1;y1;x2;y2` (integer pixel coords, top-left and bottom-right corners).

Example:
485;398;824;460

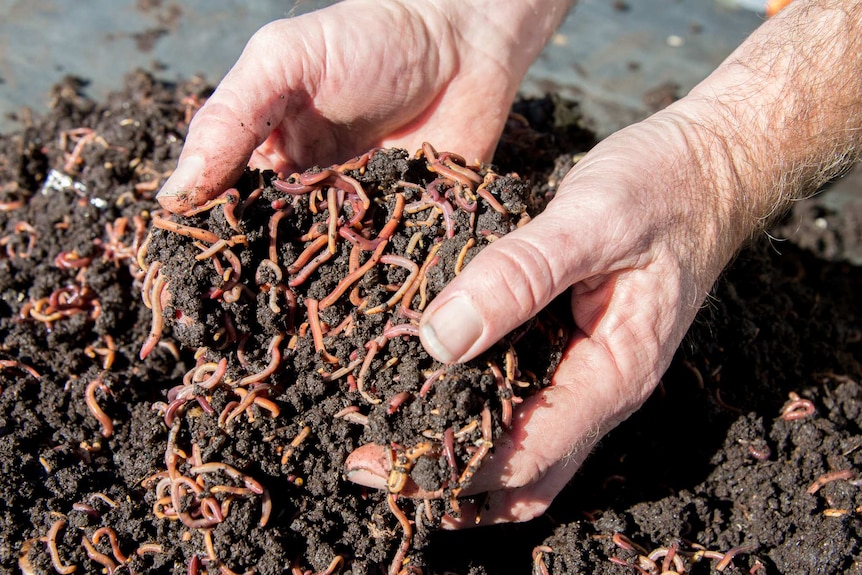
420;295;483;363
157;155;205;199
346;467;388;491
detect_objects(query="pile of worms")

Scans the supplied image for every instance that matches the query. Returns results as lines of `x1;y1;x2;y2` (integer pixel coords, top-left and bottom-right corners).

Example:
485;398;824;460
134;143;567;574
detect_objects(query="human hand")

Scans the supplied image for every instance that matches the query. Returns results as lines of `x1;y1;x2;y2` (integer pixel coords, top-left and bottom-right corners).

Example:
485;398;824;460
346;0;862;521
345;99;749;524
156;0;570;213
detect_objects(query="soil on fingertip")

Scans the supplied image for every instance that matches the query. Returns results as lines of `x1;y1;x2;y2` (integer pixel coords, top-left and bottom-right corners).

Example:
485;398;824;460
2;71;862;575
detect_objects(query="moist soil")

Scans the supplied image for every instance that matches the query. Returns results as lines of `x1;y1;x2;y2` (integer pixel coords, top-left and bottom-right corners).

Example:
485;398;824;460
1;72;861;575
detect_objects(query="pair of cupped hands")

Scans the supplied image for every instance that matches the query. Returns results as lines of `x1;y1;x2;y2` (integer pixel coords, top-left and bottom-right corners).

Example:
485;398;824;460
157;0;746;526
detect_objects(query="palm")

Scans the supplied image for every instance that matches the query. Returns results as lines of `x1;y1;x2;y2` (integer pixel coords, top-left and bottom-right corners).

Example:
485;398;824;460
160;0;518;213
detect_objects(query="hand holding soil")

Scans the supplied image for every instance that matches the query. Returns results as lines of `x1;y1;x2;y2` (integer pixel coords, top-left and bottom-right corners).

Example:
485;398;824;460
155;0;569;213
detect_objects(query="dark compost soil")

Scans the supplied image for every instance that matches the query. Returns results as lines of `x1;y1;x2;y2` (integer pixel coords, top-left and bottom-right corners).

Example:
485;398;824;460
1;72;861;575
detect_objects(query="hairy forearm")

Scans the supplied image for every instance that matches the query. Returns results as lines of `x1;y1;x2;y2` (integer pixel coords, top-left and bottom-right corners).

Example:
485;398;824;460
685;0;862;246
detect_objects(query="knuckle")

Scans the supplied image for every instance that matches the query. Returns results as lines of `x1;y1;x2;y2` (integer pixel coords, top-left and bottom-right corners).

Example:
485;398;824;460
477;236;559;321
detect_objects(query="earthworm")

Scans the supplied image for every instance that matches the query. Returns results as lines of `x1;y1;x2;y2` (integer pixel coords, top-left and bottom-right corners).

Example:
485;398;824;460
417;256;440;312
781;391;815;421
237;333;284;386
225;385;281;423
136;231;152;274
152;216;221;244
72;502;99;518
195;358;228;391
405;231;424;255
85;378;114;438
203;530;217;561
194;238;231;261
532;545;553;575
364;254;419;315
505;345;518;381
421;142;479;188
0;359;41;380
440;153;483;183
807;469;856;494
139;271;167;359
92;527;129;564
222;188;243;230
453;420;480;440
242;184;264;211
313;555;345;575
489;361;512;429
18;537;38;575
648;544;684;573
338;227;380;251
387;391;413;415
289;241;335;287
376;193;406;241
273;176;314;195
210;485;254;497
80;535;117;574
191;462;264;494
90;492;118;508
452;406;493;497
223;385;273;425
334;405;369;426
715;545;756;571
357;336;387;404
54;250;92;269
319;241;388;309
451;182;478;212
476;173;508;215
171;476;216;529
306;298;340;364
46;519;77;575
454;237;476;275
325;313;355;338
322;357;363;382
255;488;271;528
327;187;340;255
443;428;458;483
400;242;442;320
746;443;772;460
281;425;312;465
419;367;446;398
382;323;419;339
182;191;229;217
332;172;370;209
135;543;164;556
337;148;377;172
187;555;201;575
387;494;413;575
268;208;292;263
256;258;284;285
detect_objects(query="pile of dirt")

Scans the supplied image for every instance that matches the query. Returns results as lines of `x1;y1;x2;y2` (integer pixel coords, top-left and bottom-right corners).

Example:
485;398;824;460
1;70;860;575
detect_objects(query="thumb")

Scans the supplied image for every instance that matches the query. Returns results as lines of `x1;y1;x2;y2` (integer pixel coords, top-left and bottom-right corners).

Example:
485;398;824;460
156;26;298;213
418;208;578;364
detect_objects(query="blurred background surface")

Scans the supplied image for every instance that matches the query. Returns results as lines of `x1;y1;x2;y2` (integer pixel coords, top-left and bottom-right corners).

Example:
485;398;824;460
0;0;763;135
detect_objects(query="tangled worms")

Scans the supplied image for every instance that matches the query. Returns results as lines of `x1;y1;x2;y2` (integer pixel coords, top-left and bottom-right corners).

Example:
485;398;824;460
136;144;564;573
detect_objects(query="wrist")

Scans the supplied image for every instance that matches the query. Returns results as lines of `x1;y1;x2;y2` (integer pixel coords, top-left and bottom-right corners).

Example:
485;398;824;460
680;1;862;238
425;0;573;92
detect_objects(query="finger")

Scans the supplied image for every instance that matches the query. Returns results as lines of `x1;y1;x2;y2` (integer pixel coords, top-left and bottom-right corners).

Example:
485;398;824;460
418;189;638;364
441;451;592;528
344;443;442;499
157;23;309;212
